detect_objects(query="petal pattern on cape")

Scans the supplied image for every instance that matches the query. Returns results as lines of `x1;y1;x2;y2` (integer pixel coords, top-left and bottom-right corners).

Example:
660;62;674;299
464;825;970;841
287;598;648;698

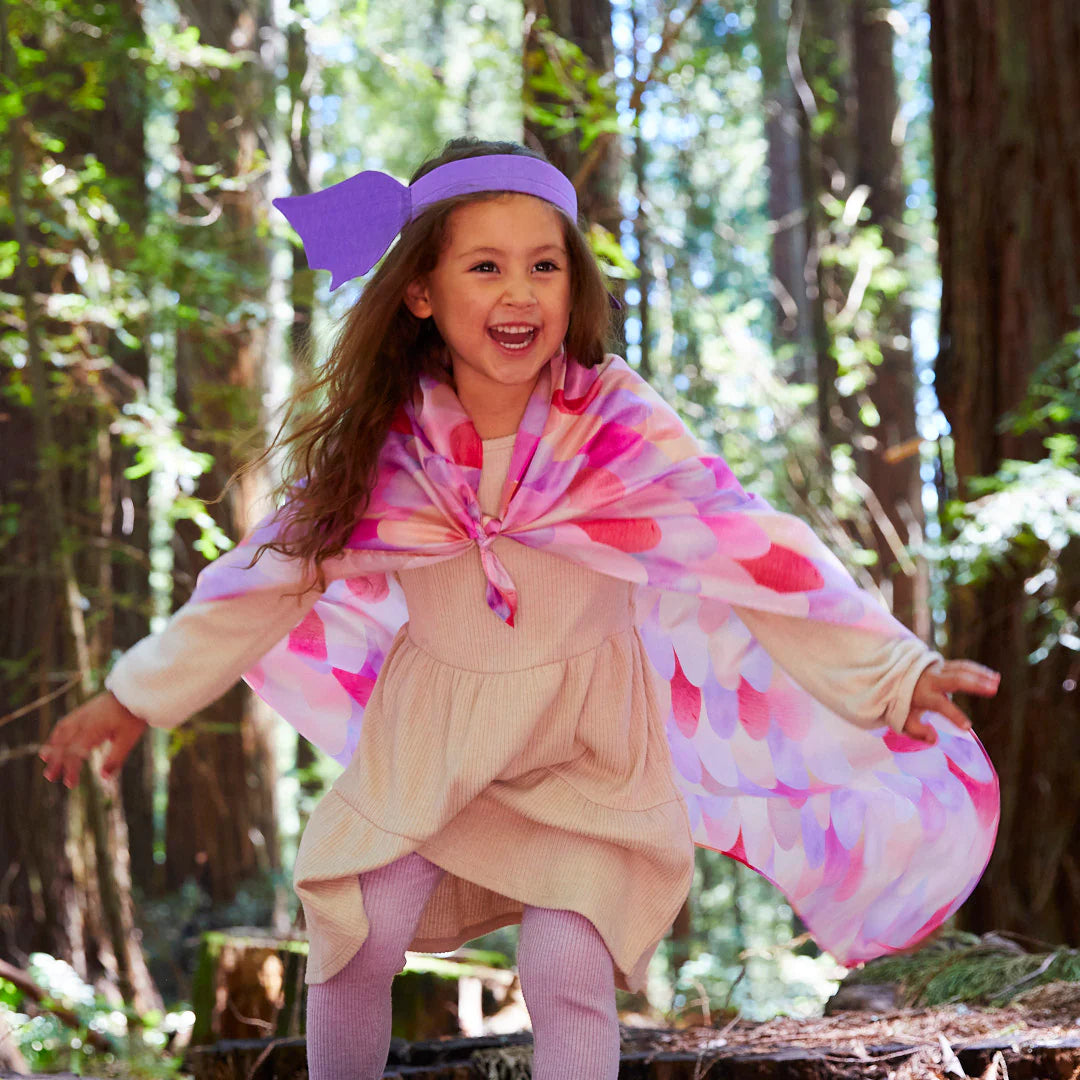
188;349;999;968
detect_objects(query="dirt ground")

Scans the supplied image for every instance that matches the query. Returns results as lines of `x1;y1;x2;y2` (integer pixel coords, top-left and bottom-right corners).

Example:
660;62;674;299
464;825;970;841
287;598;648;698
616;982;1080;1078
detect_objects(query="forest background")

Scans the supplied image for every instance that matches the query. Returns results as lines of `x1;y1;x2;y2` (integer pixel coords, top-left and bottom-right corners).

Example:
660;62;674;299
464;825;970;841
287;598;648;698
1;0;1078;1072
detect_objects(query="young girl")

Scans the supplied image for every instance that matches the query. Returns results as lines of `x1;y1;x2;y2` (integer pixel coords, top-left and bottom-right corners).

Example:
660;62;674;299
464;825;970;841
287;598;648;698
42;137;1001;1080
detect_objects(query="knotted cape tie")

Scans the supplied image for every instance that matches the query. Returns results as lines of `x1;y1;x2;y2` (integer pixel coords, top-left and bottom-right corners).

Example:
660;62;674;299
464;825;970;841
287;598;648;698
466;504;519;627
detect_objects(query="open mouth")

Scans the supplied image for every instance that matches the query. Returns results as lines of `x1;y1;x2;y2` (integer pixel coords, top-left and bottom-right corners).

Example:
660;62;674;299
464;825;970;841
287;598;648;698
487;324;539;351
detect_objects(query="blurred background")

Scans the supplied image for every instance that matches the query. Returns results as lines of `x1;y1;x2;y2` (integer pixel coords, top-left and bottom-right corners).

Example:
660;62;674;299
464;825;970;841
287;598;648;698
2;0;1078;1072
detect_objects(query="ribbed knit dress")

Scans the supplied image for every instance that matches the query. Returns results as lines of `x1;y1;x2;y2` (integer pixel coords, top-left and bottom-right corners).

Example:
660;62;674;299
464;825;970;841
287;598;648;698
106;432;939;996
290;432;697;995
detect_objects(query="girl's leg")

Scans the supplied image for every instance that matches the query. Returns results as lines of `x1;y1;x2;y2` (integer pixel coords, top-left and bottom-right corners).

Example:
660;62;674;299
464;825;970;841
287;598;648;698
305;851;446;1080
516;906;621;1080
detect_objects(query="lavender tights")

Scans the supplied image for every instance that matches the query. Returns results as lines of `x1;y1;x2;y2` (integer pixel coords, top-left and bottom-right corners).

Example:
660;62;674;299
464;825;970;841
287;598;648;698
305;851;621;1079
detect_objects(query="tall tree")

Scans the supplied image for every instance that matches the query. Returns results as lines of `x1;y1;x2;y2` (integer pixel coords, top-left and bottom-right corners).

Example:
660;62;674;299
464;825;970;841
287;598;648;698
0;0;158;1010
796;0;857;455
850;0;927;634
164;0;282;905
756;0;812;380
930;0;1080;942
523;0;622;237
284;0;322;844
95;0;157;900
792;0;927;633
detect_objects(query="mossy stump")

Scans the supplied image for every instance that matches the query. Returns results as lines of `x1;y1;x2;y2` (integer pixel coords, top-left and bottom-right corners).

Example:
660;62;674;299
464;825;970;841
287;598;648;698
190;932;517;1045
190;928;309;1046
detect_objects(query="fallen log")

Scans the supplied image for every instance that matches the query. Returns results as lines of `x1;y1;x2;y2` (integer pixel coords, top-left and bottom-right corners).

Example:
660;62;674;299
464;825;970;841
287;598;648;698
10;996;1080;1080
175;1023;1080;1080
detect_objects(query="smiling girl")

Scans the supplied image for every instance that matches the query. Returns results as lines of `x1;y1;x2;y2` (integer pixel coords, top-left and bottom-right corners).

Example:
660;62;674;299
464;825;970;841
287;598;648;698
42;138;1000;1079
402;195;572;436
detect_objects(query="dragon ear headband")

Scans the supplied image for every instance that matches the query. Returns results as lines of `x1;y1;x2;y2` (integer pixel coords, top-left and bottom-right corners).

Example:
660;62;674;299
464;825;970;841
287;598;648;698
272;153;621;308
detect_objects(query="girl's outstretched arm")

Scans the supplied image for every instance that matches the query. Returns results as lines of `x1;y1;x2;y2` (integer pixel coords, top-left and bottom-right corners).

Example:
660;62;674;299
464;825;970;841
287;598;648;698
40;691;147;789
902;659;1001;744
40;574;323;788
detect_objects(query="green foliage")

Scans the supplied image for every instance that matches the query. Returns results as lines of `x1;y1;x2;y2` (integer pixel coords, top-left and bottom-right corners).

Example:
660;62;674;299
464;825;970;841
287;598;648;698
658;857;844;1023
940;330;1080;661
587;220;638;281
523;16;622;150
0;955;190;1078
819;191;910;393
1002;329;1080;437
850;933;1080;1007
142;24;244;114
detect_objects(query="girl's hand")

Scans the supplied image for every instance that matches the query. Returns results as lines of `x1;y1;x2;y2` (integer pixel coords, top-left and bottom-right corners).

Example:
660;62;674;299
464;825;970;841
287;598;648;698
901;660;1001;744
39;691;148;789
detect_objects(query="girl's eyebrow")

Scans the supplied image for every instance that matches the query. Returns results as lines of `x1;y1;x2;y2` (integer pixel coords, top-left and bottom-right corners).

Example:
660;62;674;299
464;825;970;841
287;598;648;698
457;244;567;260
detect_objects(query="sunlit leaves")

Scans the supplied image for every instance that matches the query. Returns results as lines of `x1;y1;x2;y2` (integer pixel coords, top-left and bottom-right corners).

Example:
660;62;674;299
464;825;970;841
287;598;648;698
524;16;622;151
587;221;638;280
941;328;1080;655
0;953;191;1075
0;240;17;279
1002;331;1080;437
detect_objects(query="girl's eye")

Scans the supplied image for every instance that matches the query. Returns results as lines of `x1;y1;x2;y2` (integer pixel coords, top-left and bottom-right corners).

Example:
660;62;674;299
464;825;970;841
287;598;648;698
467;260;562;273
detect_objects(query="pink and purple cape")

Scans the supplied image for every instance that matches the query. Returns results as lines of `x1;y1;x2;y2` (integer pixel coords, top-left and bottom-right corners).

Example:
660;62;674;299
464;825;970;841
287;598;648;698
193;350;999;966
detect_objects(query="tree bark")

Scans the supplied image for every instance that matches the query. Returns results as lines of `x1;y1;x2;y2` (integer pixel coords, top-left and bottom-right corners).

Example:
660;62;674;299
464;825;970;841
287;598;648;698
758;0;812;380
796;0;857;454
522;0;622;237
0;0;160;1011
164;0;282;905
929;0;1080;942
92;0;157;899
851;0;928;636
284;1;322;839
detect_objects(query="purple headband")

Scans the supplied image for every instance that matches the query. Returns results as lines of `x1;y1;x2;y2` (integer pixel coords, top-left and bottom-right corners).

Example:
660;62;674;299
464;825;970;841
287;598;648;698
273;155;579;292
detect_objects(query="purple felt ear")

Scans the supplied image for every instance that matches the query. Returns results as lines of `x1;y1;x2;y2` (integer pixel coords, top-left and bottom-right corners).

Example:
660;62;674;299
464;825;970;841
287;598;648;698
273;171;411;290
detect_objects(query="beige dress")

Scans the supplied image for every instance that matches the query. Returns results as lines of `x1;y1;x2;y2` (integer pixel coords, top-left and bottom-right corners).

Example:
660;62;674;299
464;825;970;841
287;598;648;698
290;433;697;994
106;433;939;996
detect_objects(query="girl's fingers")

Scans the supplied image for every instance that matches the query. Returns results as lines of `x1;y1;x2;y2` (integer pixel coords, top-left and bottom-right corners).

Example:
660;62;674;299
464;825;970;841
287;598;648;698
42;694;146;786
935;661;1001;696
915;662;1000;713
903;714;937;744
101;722;143;779
40;721;78;783
41;712;100;785
930;692;972;732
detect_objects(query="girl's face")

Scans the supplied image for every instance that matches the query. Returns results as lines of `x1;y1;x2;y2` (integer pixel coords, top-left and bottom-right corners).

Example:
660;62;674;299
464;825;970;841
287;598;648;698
404;193;572;419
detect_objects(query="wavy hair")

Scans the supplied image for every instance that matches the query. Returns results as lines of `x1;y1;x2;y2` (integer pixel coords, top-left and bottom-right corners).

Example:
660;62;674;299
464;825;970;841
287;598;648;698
241;136;615;587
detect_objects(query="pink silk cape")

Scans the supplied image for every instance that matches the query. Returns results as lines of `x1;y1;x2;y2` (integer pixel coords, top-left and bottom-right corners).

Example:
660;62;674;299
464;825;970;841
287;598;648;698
192;351;999;966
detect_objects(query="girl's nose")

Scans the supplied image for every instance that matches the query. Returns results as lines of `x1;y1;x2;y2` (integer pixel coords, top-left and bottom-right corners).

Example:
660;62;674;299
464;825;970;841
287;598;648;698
501;277;537;305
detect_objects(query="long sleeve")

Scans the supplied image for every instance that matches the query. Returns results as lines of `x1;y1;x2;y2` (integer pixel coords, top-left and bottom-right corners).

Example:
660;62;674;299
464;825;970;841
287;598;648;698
733;604;941;734
105;585;322;730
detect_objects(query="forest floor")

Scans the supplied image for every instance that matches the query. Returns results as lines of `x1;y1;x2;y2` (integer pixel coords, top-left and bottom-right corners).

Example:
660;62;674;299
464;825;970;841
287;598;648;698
611;984;1080;1078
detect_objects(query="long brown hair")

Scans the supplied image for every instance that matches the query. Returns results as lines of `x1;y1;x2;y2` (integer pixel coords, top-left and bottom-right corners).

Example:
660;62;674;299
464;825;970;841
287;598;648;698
244;137;614;586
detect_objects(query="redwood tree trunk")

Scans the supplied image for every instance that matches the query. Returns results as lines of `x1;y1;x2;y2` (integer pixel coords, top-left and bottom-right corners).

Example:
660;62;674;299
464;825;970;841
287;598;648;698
93;0;157;900
797;0;857;454
851;0;928;636
930;0;1080;942
0;0;159;1009
523;0;622;237
164;0;281;904
757;0;812;380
